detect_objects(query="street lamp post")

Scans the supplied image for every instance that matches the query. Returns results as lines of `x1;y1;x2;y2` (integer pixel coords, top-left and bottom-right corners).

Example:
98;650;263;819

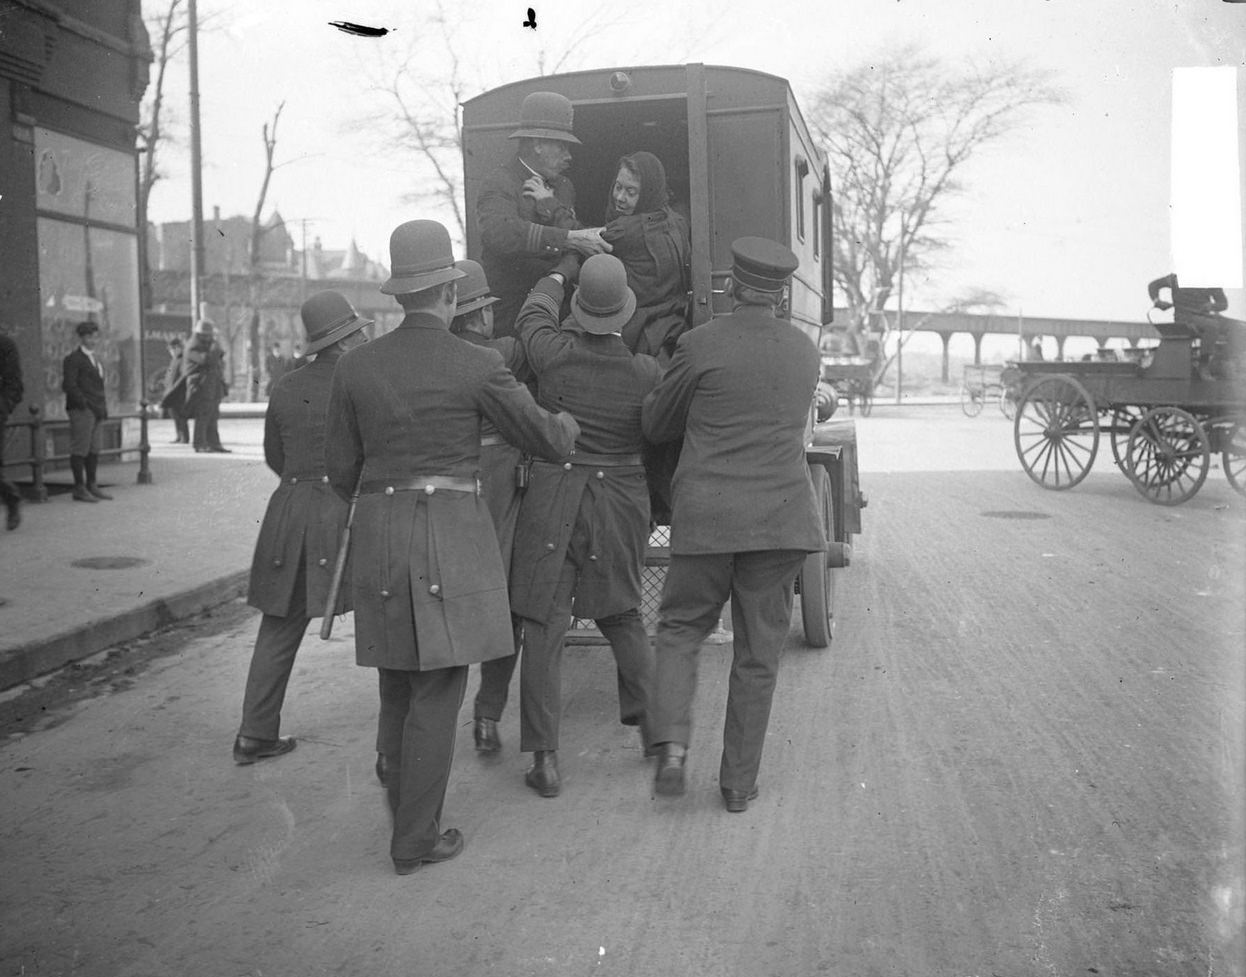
187;0;205;324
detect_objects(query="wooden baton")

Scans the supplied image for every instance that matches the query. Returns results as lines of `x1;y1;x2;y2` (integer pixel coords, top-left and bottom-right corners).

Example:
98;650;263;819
319;474;362;639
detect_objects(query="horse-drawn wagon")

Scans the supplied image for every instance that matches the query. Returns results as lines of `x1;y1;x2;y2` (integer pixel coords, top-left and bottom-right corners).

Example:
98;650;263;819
1010;281;1245;505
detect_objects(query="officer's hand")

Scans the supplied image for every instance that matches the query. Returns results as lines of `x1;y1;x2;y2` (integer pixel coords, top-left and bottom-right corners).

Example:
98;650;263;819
554;252;582;284
566;228;612;256
522;176;555;202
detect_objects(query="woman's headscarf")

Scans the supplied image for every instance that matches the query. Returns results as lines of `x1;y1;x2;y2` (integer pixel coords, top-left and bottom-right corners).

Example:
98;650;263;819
606;151;669;220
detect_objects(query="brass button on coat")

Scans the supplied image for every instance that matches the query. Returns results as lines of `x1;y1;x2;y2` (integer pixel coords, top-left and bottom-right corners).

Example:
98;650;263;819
273;559;283;567
545;542;556;550
563;462;573;471
380;589;391;598
429;584;441;595
595;470;605;479
318;557;328;567
384;486;395;496
425;484;436;495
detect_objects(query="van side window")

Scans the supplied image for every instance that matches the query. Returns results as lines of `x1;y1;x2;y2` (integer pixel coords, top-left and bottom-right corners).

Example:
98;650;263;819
795;156;809;242
812;189;821;259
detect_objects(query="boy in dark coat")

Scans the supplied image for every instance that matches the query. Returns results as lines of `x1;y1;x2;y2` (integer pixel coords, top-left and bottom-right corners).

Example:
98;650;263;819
61;321;110;502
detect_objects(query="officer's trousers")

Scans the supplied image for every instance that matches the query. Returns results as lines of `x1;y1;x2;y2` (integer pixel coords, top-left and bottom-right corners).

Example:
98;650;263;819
649;549;805;792
376;664;468;862
517;504;654;753
239;561;309;740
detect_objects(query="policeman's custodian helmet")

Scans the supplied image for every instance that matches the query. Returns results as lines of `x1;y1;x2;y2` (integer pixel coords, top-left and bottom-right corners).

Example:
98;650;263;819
731;236;800;292
508;91;582;145
301;290;373;355
572;254;637;335
381;220;467;296
453;260;500;317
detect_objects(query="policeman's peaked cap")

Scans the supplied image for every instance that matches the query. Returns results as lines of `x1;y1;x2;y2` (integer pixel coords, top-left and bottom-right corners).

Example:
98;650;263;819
731;236;800;292
452;260;500;317
572;254;637;335
508;91;582;145
301;290;373;355
381;220;467;296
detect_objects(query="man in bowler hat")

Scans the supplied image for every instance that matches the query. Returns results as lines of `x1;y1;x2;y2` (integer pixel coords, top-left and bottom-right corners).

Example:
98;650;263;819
642;237;825;813
449;259;529;756
233;290;372;765
325;220;579;874
476;90;612;338
508;252;660;797
61;321;111;502
182;319;230;453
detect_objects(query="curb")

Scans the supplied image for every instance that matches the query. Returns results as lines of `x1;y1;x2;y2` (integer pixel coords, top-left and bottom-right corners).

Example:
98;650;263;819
0;571;250;693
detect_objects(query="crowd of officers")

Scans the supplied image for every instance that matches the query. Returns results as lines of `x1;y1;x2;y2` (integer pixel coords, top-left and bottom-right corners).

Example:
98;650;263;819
232;93;827;876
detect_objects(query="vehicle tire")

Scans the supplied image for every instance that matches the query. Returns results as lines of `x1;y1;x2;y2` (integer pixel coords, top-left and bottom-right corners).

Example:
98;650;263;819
799;465;835;648
1125;406;1210;505
1222;421;1246;496
960;385;983;417
1013;374;1099;490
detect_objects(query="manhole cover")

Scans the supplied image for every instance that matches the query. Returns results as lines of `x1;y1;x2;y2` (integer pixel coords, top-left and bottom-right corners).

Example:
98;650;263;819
980;511;1051;520
71;556;151;570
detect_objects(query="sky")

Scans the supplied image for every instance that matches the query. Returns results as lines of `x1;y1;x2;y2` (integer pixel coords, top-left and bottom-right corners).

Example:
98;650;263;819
144;0;1246;326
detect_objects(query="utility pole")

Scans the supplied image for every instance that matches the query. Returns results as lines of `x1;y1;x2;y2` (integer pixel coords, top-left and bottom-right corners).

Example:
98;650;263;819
187;0;205;324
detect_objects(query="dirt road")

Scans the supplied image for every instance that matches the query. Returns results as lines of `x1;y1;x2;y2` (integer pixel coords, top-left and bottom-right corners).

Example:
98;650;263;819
2;408;1242;977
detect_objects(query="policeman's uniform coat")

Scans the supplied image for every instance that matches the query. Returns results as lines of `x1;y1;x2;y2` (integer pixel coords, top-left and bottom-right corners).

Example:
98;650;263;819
477;156;581;337
325;313;577;672
642;306;824;555
455;331;528;569
247;356;350;618
508;279;662;624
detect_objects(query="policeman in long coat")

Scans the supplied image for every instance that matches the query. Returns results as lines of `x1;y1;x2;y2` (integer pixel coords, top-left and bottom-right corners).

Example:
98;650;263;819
509;252;661;798
476;91;610;337
325;220;579;875
642;237;825;813
233;291;371;764
449;260;528;755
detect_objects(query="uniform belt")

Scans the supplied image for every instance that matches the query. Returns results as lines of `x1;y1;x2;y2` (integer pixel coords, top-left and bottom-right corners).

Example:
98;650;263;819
283;472;330;484
360;475;479;496
479;434;507;447
536;451;643;468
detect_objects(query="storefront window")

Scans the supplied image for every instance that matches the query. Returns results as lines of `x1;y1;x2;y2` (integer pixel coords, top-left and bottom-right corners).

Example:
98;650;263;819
34;128;141;419
38;220;142;419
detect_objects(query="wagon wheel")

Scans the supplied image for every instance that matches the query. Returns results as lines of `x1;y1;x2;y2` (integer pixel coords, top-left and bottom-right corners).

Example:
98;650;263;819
1013;374;1100;490
799;465;835;648
960;384;984;417
998;385;1018;420
1107;405;1146;473
1125;406;1210;505
858;383;874;417
1220;421;1246;496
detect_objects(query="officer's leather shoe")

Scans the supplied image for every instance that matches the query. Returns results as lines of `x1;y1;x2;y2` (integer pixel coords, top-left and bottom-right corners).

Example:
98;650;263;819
525;750;560;797
72;486;98;503
233;734;297;765
393;828;464;875
721;785;760;813
207;445;232;453
473;717;502;754
653;743;687;796
87;485;113;501
375;752;392;787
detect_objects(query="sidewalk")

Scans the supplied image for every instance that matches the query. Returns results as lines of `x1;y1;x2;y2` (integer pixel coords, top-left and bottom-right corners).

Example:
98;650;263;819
0;415;272;692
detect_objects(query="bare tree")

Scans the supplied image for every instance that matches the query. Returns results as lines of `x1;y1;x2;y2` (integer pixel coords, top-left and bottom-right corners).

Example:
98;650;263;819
808;45;1065;368
243;102;286;400
354;1;634;242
